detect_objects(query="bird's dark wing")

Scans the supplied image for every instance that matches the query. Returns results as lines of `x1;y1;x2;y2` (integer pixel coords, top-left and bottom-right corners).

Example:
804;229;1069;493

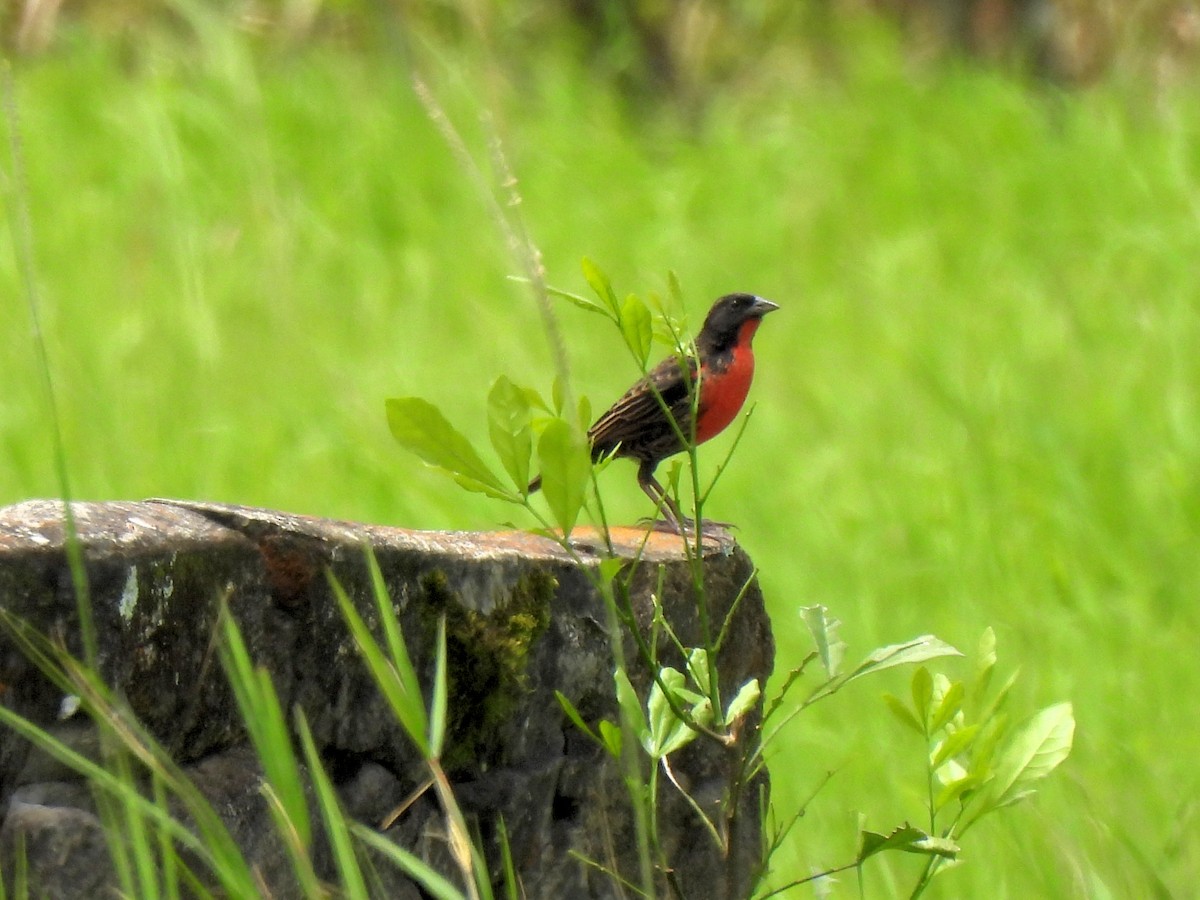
587;355;697;462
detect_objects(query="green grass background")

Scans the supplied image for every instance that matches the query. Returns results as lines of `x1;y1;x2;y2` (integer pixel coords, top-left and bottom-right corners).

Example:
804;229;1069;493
2;15;1198;899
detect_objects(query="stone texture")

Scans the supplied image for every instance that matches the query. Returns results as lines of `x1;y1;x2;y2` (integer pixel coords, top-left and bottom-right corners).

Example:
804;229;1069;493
0;499;773;898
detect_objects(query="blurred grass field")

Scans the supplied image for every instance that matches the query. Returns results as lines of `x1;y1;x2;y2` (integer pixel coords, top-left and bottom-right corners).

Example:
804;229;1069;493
2;13;1199;898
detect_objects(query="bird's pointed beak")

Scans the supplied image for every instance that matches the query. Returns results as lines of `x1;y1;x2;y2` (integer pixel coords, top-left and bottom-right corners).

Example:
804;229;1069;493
751;297;780;317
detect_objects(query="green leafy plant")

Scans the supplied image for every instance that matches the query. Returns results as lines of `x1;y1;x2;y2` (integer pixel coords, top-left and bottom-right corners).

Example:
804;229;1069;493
754;617;1075;898
385;260;1075;899
388;260;775;895
0;248;1076;899
882;628;1075;897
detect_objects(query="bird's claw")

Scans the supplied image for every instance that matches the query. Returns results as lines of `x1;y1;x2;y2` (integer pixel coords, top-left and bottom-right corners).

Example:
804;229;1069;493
637;516;735;536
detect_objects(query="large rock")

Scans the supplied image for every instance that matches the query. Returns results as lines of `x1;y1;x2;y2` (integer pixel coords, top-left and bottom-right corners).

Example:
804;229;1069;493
0;499;773;898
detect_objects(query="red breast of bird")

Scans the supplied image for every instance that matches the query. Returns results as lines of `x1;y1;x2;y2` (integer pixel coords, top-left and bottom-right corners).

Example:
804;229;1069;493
694;316;763;444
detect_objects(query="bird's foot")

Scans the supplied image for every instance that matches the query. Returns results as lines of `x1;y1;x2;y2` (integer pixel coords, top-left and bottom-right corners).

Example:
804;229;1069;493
638;516;735;536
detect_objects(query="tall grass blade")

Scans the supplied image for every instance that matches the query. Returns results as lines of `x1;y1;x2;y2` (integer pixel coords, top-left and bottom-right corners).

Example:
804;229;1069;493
330;565;429;755
0;703;255;896
350;825;465;900
152;773;182;900
496;816;520;900
0;621;263;898
217;604;313;847
0;63;96;667
296;711;370;899
117;747;163;900
429;615;448;758
259;784;324;898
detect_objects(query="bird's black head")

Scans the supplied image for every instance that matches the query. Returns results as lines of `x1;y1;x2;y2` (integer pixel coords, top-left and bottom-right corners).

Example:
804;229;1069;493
697;293;779;354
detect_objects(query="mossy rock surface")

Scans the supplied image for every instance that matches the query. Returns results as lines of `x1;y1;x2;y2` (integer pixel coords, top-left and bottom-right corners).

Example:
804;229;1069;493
0;499;773;899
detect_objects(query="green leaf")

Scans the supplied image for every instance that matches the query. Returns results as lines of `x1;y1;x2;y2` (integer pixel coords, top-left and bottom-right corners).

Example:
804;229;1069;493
577;394;592;433
650;280;689;350
800;605;846;679
667;270;684;308
981;702;1074;812
545;283;614;319
964;702;1074;831
858;824;959;863
968;712;1010;776
1010;702;1076;783
938;756;968;785
935;771;988;813
597;557;625;587
883;692;923;735
930;679;966;734
598;719;622;758
592;442;619;475
386;397;511;499
620;293;653;366
686;648;711;693
581;256;620;317
974;626;998;700
663;458;685;498
523;386;554;414
556;691;600;745
931;723;980;770
488;376;533;492
647;667;694;758
843;635;962;688
978;666;1021;725
688;693;714;720
911;666;933;729
724;679;761;726
645;289;664;314
614;668;648;745
536;418;591;535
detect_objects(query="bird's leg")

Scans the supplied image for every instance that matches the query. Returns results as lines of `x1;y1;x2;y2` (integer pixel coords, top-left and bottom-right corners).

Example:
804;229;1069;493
637;461;686;533
636;461;736;536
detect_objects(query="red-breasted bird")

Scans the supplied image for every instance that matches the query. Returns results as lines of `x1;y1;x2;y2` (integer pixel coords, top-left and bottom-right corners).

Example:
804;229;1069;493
529;292;779;529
